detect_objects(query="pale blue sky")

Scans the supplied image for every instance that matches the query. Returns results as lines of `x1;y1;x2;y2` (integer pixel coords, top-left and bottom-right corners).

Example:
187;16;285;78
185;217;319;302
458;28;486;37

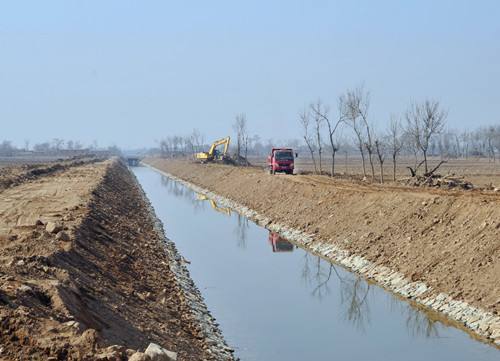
1;1;499;148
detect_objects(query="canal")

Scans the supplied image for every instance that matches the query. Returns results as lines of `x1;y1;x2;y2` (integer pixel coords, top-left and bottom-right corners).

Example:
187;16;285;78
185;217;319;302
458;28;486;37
133;166;498;361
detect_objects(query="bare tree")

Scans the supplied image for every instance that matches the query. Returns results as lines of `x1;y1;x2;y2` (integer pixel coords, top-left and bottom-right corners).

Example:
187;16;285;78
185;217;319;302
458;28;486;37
310;98;344;176
374;137;386;183
387;116;403;181
233;113;247;161
52;138;64;151
74;141;83;150
493;126;500;160
341;87;371;178
243;133;251;165
299;108;318;173
310;100;325;174
190;128;204;153
0;140;15;156
485;126;497;162
405;99;447;174
460;131;470;159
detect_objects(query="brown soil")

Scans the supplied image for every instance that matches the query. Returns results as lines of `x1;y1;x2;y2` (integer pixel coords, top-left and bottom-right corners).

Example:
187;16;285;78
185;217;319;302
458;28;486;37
0;159;207;360
0;157;104;191
145;158;500;317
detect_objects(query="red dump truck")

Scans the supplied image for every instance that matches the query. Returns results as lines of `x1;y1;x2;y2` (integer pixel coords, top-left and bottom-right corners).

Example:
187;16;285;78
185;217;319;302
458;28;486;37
267;148;296;175
268;232;294;252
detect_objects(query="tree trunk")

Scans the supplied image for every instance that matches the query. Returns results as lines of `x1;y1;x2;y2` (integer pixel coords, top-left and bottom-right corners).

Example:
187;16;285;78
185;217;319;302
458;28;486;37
331;151;336;177
423;150;428;173
379;162;384;184
306;143;317;173
392;154;397;181
318;149;322;175
359;146;367;177
368;151;375;180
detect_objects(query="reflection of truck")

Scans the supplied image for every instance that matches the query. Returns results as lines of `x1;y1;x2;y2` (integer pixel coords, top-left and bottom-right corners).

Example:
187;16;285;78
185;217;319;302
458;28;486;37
267;148;295;175
195;137;231;163
268;232;294;252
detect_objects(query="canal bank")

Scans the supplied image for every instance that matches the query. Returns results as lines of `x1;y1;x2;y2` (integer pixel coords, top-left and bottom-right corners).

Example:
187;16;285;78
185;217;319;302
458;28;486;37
134;164;499;360
0;158;233;360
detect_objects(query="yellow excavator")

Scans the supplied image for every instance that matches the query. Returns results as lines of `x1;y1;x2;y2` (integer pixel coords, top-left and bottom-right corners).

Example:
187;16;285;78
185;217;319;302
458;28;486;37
195;136;231;163
196;193;232;216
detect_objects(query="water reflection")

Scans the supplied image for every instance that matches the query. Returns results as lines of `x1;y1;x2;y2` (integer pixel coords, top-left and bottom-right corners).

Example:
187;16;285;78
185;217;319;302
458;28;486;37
339;276;371;331
388;295;441;338
300;252;371;329
196;193;232;216
234;214;249;249
161;176;193;201
268;232;295;253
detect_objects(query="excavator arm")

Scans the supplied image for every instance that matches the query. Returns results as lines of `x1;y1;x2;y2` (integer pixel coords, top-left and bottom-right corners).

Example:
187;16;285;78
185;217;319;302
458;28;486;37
195;136;231;162
208;137;231;157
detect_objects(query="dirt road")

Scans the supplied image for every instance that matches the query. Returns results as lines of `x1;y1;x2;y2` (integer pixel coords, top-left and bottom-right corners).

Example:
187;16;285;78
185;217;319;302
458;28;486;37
145;158;500;320
0;159;228;360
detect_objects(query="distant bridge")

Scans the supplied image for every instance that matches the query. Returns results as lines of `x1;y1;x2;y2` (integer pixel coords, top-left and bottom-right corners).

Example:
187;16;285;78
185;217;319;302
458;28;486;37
125;157;141;166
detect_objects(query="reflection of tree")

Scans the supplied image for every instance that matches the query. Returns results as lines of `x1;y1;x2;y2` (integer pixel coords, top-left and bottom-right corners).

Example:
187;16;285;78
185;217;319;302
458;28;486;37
234;214;249;248
311;258;333;300
405;307;440;338
301;253;312;287
192;196;207;214
339;276;371;331
388;296;440;338
300;255;372;330
160;176;199;207
301;256;334;300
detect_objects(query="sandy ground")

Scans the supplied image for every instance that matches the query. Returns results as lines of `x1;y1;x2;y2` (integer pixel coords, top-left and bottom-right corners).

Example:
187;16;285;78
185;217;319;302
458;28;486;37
145;158;500;319
0;159;209;360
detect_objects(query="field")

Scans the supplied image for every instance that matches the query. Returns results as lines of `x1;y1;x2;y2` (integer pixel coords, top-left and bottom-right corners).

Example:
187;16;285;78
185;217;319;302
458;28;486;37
248;155;500;188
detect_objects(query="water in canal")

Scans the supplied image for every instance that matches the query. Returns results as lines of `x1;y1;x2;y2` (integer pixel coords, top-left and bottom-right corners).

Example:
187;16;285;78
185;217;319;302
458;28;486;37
133;166;499;361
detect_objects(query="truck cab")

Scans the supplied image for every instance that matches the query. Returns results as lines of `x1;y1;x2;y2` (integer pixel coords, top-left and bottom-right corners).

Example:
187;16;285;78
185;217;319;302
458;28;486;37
267;148;295;175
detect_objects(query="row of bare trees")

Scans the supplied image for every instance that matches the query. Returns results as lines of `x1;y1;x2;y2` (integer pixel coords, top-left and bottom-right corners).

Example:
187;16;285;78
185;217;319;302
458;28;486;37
0;139;106;156
158;129;205;157
299;86;454;182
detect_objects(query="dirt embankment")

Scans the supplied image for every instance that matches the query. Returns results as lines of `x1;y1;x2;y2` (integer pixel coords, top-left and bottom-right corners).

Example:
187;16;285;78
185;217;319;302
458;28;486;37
145;158;500;317
0;159;218;360
0;157;105;191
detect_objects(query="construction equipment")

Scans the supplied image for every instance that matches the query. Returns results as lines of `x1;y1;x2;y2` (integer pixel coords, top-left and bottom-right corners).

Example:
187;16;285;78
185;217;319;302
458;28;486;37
268;232;294;252
195;137;231;163
196;193;232;216
267;148;296;175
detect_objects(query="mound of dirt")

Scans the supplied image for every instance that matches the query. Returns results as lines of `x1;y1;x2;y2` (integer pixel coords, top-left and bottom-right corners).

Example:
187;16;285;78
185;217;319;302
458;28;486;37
145;158;500;318
0;159;209;360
